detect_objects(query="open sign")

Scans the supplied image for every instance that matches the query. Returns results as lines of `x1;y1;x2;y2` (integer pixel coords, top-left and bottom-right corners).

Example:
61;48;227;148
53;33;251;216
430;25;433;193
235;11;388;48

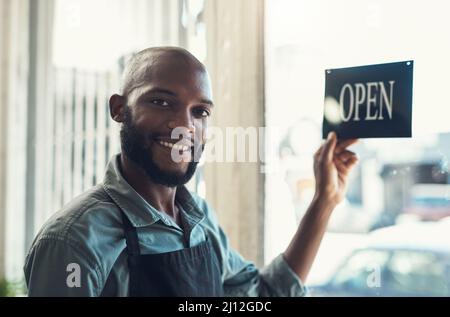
323;61;413;139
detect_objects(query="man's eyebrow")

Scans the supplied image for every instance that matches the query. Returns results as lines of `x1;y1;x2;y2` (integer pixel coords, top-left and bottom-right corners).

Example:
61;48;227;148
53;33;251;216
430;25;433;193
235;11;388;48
200;98;214;107
143;87;178;97
142;87;214;107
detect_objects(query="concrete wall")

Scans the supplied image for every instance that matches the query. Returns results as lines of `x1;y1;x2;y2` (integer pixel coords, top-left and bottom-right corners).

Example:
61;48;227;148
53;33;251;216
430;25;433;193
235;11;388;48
204;0;265;266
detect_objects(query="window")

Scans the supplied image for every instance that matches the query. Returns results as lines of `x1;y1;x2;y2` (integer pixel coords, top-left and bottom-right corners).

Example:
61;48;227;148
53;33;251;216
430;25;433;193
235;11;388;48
264;0;450;296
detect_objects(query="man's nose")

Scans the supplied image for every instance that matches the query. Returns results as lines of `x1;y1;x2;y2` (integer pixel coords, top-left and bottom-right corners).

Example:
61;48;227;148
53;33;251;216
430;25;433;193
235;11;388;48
167;110;195;135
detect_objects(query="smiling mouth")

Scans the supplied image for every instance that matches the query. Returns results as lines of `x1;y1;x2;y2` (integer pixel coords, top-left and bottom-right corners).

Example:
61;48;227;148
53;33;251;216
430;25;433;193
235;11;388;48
155;140;191;152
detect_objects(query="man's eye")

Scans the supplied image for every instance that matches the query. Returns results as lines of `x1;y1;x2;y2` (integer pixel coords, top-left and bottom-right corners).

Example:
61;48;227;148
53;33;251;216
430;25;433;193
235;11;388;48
194;108;211;118
150;99;170;107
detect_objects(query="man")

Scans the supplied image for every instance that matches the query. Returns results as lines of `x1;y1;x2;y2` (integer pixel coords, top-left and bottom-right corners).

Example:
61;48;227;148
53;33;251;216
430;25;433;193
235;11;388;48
24;47;358;296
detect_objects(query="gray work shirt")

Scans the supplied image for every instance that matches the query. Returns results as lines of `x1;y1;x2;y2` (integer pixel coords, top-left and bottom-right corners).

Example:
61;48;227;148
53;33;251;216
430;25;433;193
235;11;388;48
24;154;307;296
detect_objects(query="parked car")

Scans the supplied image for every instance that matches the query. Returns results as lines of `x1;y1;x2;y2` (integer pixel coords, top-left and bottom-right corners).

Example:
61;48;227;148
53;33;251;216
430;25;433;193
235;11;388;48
309;220;450;296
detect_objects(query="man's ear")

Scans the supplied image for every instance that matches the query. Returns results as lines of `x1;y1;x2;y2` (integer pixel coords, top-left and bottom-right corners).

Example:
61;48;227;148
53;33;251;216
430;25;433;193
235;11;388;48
109;94;126;122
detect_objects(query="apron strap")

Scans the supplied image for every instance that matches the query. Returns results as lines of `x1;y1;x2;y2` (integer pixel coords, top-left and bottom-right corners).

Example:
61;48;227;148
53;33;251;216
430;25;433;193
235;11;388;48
121;211;141;255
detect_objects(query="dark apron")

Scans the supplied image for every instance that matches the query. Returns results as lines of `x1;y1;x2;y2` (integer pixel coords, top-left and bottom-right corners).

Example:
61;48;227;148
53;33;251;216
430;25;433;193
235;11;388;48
121;210;224;297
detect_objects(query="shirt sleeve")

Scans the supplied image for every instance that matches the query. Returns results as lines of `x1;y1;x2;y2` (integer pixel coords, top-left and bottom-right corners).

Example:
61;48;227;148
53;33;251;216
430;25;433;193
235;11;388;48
24;237;103;297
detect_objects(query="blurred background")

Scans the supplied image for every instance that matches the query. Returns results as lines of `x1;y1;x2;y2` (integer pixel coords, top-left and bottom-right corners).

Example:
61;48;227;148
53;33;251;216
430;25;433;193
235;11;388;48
1;0;450;296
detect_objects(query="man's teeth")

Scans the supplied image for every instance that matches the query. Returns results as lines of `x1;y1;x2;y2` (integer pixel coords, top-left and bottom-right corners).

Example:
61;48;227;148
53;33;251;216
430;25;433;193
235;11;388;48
158;140;189;151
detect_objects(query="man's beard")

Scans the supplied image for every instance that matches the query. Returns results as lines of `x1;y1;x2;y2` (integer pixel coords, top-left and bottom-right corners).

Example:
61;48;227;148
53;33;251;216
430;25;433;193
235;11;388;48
120;108;203;187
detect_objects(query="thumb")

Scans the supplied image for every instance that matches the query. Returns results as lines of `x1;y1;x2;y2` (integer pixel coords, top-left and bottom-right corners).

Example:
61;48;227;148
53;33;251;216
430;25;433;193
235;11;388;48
321;132;337;163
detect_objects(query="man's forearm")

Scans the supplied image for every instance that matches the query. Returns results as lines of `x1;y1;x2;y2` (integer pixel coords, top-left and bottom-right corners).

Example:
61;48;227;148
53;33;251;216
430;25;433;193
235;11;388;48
282;196;336;283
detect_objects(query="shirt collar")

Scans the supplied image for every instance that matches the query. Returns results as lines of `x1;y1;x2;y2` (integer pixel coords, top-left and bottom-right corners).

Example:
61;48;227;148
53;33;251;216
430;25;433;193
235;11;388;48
103;154;205;228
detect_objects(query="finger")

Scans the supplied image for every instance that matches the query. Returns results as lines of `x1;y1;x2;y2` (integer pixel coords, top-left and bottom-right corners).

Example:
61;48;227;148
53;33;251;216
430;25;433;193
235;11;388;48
335;150;357;162
334;156;359;175
345;156;359;169
334;155;358;174
314;146;323;159
335;138;359;154
342;157;359;176
334;157;350;176
320;132;337;162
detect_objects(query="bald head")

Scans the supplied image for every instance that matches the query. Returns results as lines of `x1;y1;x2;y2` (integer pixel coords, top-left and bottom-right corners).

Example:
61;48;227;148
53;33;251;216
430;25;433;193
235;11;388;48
121;47;207;98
